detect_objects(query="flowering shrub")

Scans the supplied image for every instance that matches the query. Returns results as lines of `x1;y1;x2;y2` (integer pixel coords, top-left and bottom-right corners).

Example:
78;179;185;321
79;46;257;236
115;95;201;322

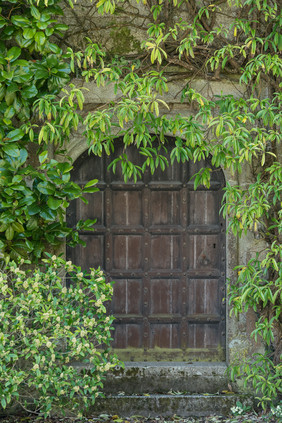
271;404;282;418
0;255;120;417
230;401;251;416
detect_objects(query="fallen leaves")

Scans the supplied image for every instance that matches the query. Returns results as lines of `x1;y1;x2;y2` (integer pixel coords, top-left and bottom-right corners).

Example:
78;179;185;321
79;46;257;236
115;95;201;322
0;411;278;423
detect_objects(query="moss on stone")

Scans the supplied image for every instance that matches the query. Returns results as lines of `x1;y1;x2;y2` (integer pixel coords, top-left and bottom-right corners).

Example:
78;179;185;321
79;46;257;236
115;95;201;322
109;27;141;55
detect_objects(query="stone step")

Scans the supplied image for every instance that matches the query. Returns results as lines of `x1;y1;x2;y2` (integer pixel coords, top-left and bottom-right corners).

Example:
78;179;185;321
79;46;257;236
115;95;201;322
92;394;252;418
103;362;231;394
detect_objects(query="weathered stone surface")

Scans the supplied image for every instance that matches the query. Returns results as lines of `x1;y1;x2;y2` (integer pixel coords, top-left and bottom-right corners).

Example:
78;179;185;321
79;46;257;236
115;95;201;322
92;394;253;417
71;77;248;106
103;362;230;394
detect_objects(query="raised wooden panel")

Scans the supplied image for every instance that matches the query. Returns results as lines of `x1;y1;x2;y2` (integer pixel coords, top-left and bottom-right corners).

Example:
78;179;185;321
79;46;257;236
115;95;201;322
150;235;181;270
69;235;104;271
149;279;181;315
112;235;143;270
76;191;105;226
113;324;143;348
188;234;221;276
112;279;143;315
189;191;219;226
150;324;180;349
187;279;220;316
150;191;180;226
111;191;143;226
187;323;221;349
151;161;182;182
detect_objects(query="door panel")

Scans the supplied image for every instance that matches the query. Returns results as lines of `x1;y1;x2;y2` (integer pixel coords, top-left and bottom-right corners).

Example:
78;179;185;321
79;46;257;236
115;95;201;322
67;140;226;361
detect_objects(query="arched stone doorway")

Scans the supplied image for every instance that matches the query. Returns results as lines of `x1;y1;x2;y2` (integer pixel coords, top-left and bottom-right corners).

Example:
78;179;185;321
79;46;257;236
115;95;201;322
67;140;226;362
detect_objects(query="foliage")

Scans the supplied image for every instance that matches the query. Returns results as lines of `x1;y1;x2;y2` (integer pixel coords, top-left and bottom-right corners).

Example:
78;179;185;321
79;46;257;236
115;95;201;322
229;353;281;410
0;255;119;417
0;0;281;411
0;152;99;259
231;400;251;416
0;0;97;261
271;404;282;419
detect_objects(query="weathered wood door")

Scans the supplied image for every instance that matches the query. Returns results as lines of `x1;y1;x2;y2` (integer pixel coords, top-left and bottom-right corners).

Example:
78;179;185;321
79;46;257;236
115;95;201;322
67;141;226;361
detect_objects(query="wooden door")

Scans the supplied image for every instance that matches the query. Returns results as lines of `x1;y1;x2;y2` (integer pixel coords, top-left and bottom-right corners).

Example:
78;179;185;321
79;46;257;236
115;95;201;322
67;141;226;361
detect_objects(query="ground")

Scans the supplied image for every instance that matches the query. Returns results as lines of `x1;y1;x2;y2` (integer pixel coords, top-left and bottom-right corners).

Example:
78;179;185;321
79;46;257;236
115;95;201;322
0;412;279;423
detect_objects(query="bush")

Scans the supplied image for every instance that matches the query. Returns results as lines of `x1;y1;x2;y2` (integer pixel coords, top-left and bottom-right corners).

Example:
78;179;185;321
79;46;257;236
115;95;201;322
0;255;120;417
229;352;282;410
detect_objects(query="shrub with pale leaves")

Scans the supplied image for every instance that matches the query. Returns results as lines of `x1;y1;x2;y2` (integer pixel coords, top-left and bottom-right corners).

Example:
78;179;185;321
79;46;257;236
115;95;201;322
0;255;120;417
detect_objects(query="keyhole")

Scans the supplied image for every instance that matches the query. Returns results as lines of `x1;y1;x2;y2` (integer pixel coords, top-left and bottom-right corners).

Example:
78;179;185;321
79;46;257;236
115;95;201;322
213;244;216;248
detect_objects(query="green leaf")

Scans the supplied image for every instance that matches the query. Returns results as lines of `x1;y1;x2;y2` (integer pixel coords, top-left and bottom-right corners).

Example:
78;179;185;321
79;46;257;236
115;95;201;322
17;148;28;166
4;105;15;120
12;222;24;233
34;69;49;79
39;150;48;163
84;179;98;188
2;70;14;81
30;5;41;20
26;217;38;230
5;91;16;106
14;59;29;66
37;182;55;195
13;71;32;84
40;12;52;22
5;226;14;241
83;187;99;193
5;128;25;142
45;28;54;37
23;28;37;40
57;162;73;174
0;223;8;232
0;85;6;101
37;22;49;30
6;84;18;97
21;85;38;98
34;32;46;45
47;197;62;210
46;55;58;68
0;18;6;29
3;144;20;157
6;46;21;62
55;24;69;31
12;175;23;183
48;43;62;54
11;15;30;27
27;204;41;215
11;240;30;256
39;206;56;220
